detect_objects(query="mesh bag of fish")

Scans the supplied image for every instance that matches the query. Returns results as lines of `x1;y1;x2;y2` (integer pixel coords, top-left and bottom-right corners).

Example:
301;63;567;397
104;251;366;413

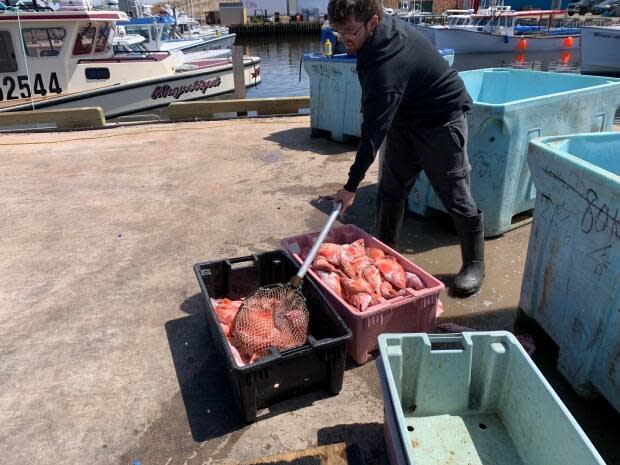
281;225;445;365
194;251;351;422
210;288;308;366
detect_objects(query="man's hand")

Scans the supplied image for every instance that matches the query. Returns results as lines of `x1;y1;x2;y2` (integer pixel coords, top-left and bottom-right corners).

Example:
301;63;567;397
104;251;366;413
322;188;356;216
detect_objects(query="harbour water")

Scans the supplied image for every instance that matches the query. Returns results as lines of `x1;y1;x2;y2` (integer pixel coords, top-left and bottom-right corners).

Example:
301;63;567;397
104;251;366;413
238;34;582;99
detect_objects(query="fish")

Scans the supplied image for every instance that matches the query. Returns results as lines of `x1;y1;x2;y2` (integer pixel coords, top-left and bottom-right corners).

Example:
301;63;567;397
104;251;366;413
366;247;385;261
228;340;246;366
349;292;372;311
220;322;231;337
312;256;336;273
380;281;398;299
338;250;357;278
317;242;342;266
282;309;309;338
351;255;372;277
362;264;383;294
406;272;425;290
213;298;241;326
349;291;385;311
350;238;366;256
233;305;273;358
338;272;377;296
317;270;343;297
339;242;366;278
376;258;407;289
369;293;387;306
232;294;308;361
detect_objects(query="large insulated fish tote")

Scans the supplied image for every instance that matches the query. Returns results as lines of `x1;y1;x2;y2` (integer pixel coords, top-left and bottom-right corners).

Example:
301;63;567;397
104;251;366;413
519;132;620;412
408;68;620;237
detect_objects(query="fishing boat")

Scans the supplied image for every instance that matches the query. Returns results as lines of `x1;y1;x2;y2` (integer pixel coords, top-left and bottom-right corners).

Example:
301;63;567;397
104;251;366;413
413;7;582;53
174;14;229;39
580;24;620;77
399;10;436;26
0;8;260;117
119;16;236;54
112;29;231;60
396;0;433;23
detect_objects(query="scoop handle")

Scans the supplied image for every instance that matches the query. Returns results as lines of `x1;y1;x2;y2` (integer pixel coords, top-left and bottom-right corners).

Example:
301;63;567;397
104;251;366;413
294;202;342;282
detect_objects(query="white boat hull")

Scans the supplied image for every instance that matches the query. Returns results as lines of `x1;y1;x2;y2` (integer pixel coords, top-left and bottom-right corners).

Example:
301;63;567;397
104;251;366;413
415;26;579;54
0;59;260;118
181;49;231;61
161;34;237;54
580;26;620;77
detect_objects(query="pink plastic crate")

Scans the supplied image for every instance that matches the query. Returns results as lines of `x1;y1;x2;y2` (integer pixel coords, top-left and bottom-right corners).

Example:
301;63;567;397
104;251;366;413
281;224;444;364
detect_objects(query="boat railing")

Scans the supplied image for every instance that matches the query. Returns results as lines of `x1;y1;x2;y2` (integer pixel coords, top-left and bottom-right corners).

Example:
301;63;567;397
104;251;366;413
0;1;54;12
509;14;612;34
78;50;172;63
581;17;616;27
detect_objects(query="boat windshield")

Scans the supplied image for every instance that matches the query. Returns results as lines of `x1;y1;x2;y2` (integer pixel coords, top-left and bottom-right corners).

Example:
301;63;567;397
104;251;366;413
94;23;111;53
489;17;501;27
125;25;151;43
471;16;491;26
72;25;96;56
130;42;148;52
22;28;66;57
499;16;514;27
448;16;471;25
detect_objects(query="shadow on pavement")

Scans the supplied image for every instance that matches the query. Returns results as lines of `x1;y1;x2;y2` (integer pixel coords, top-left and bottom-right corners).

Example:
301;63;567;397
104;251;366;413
165;310;244;442
318;423;387;465
265;127;358;156
166;294;339;442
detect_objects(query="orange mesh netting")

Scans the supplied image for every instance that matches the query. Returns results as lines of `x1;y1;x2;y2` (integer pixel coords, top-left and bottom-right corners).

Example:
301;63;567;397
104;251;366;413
232;284;309;362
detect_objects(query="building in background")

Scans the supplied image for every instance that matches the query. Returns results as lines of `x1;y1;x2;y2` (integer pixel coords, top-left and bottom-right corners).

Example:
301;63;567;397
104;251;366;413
229;0;328;16
150;0;221;21
219;1;246;23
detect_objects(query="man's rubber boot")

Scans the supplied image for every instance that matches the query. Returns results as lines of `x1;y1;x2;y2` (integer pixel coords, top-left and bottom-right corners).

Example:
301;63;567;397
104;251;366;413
376;197;405;249
452;210;485;296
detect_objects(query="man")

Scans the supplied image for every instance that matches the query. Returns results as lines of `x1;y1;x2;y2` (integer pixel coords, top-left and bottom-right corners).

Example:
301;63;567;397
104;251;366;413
326;0;484;295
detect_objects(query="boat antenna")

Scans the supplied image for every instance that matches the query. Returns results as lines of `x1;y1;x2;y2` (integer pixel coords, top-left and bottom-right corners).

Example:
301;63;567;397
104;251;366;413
14;0;37;111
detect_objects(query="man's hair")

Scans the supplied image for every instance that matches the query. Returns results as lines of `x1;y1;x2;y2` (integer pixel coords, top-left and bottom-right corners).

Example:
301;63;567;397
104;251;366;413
327;0;383;27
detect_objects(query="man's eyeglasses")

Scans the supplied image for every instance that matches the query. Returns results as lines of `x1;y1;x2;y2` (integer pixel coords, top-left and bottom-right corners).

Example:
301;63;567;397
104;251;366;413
335;21;368;39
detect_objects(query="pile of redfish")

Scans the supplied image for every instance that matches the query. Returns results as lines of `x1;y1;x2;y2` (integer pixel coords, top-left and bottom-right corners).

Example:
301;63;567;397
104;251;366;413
306;239;426;311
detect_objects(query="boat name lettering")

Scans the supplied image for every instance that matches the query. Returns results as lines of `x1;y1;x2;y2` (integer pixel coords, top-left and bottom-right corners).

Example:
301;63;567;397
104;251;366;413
150;76;222;100
0;73;63;102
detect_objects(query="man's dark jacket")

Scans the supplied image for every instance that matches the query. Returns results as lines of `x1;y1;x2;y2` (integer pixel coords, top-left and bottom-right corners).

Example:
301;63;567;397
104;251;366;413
344;13;472;192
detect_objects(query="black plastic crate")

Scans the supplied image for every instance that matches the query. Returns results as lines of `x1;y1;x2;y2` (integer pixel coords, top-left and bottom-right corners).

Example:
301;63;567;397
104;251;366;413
194;251;352;423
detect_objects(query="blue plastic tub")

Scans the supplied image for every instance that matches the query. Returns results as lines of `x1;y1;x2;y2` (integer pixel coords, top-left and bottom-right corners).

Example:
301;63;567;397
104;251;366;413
408;68;620;237
304;54;362;143
303;50;455;142
520;132;619;412
377;332;606;465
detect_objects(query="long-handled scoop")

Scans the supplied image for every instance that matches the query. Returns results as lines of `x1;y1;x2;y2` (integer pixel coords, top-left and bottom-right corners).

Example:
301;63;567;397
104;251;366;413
232;202;342;360
289;201;342;288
